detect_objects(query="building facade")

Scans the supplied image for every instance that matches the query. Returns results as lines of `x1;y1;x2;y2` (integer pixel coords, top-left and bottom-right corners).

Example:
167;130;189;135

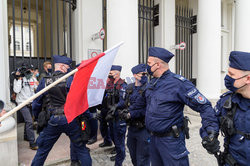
0;0;250;165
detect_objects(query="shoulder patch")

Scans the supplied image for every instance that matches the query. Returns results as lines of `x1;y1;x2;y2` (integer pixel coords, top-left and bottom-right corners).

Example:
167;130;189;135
173;75;187;82
220;91;233;99
194;93;207;104
187;88;198;97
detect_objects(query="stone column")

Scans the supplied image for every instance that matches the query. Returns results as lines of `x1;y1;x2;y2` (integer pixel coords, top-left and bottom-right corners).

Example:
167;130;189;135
107;0;138;78
197;0;221;99
0;0;10;103
0;1;18;166
235;0;250;52
162;0;176;72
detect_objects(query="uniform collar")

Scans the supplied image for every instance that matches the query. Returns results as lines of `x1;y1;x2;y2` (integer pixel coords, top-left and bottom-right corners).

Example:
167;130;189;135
155;69;171;80
232;93;250;111
147;70;171;90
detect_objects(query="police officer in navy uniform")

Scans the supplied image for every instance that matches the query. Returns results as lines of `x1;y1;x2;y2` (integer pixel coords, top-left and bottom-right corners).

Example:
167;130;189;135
145;47;219;166
119;64;150;166
31;55;91;166
102;65;127;166
201;51;250;166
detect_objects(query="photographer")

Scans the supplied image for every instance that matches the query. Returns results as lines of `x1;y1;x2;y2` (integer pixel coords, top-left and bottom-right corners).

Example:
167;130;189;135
13;64;38;150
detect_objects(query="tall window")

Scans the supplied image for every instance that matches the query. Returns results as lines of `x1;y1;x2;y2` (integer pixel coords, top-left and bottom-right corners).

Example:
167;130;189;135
26;42;30;51
15;41;20;50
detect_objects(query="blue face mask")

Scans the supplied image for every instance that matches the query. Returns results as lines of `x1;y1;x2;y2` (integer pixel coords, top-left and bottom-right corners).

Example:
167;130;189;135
139;76;148;85
224;74;248;92
147;63;157;76
36;73;39;77
47;68;52;73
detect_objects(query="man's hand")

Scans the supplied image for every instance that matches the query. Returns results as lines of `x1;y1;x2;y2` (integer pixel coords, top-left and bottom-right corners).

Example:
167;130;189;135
105;105;117;121
95;111;102;120
202;131;220;154
118;109;130;121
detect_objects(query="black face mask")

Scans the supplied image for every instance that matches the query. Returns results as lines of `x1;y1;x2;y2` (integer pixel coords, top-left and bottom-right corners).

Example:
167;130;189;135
108;75;114;79
147;63;158;76
47;68;52;73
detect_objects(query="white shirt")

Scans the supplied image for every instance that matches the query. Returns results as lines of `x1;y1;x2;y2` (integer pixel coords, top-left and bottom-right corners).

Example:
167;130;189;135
13;77;37;105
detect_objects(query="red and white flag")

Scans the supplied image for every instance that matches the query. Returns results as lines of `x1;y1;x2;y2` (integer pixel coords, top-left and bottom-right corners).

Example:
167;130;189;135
64;42;123;123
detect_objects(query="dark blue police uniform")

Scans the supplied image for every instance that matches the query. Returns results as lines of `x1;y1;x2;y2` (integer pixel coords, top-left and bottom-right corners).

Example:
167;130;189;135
99;106;112;146
88;107;98;144
103;65;127;166
126;64;150;166
201;51;250;166
109;80;127;166
31;55;91;166
146;47;219;166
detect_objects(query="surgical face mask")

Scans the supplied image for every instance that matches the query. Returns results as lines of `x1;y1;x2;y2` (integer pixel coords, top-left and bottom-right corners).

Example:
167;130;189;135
147;63;157;76
224;74;248;92
139;75;148;85
36;73;39;77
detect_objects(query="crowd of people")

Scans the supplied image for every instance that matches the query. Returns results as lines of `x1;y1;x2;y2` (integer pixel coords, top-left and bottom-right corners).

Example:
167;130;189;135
0;47;249;166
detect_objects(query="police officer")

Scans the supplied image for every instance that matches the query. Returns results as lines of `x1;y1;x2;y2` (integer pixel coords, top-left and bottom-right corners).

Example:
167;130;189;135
201;51;250;166
31;55;91;166
119;64;150;166
145;47;219;166
102;65;127;166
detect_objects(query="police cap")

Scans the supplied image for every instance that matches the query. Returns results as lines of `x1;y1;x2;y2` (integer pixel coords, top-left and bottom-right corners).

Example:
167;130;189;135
229;51;250;71
53;55;72;66
149;47;174;63
111;65;122;72
131;64;146;74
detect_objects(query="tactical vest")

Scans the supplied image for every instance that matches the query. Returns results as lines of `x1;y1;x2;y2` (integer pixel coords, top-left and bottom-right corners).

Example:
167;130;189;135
125;83;147;129
220;93;250;166
220;94;250;139
44;72;67;109
104;78;125;107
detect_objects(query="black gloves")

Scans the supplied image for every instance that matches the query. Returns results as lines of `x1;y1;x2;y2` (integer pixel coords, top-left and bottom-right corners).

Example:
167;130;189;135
202;131;220;154
105;105;117;121
95;111;102;120
118;109;130;121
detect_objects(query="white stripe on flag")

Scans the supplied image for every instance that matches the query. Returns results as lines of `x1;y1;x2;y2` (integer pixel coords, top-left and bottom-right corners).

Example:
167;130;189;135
87;43;123;107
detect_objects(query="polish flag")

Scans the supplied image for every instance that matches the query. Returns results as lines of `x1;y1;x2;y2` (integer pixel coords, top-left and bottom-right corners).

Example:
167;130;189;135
64;42;123;123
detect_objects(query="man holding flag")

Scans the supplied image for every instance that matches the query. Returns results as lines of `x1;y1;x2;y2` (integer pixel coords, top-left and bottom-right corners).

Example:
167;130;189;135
31;55;92;166
28;42;123;165
0;42;123;166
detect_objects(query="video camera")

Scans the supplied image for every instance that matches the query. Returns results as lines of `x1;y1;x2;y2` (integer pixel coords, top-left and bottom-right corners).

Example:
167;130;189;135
11;63;33;80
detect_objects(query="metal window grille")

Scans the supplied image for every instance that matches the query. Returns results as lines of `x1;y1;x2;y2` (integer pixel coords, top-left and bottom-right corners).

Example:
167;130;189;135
9;0;76;73
138;0;155;64
175;6;196;82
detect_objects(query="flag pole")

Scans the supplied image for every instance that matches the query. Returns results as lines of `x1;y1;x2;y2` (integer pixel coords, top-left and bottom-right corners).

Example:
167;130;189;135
0;68;78;122
0;41;125;122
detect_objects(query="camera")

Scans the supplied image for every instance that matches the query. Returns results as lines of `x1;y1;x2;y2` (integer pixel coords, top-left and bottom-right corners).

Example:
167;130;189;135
11;64;32;80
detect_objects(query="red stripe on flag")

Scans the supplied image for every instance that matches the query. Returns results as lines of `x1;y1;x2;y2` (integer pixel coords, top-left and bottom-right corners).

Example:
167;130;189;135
64;52;105;123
